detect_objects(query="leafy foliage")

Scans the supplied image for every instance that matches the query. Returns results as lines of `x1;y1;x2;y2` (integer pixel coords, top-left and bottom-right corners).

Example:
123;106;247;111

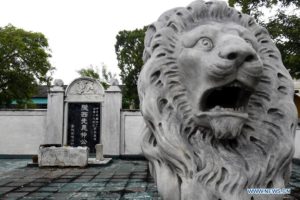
0;24;53;106
228;0;300;78
77;65;100;79
266;12;300;78
77;64;116;89
115;27;147;109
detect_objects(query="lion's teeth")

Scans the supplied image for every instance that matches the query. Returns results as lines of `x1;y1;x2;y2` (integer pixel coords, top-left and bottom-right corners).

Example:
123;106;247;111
209;106;245;112
210;106;221;111
229;82;241;87
213;106;220;110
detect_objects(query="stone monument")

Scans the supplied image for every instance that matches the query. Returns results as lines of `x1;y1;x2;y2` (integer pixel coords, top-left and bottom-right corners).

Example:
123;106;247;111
138;1;297;199
64;77;104;153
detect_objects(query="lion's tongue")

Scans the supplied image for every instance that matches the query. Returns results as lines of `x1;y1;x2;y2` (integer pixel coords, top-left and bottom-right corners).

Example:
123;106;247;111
196;112;248;139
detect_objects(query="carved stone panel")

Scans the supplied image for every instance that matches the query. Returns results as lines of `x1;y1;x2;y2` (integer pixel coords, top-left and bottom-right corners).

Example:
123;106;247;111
65;77;104;102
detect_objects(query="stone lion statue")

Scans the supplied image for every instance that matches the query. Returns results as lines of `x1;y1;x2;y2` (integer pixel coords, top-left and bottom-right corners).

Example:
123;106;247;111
137;1;297;200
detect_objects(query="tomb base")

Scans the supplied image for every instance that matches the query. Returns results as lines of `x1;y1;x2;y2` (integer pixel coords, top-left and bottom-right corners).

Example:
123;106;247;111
38;146;89;167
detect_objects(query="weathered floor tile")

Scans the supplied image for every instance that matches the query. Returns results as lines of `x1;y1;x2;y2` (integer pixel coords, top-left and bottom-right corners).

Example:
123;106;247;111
80;186;105;192
4;192;29;198
38;187;59;192
26;192;53;197
0;187;15;195
48;192;74;199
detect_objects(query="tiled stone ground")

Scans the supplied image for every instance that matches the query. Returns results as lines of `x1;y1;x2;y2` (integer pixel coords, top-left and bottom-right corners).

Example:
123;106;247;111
0;159;300;199
0;159;160;200
287;160;300;199
0;159;30;178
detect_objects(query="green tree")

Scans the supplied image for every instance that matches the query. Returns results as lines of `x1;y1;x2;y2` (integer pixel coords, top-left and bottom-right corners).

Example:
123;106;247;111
266;12;300;78
77;64;115;89
228;0;300;78
0;24;54;106
115;27;147;109
77;65;100;79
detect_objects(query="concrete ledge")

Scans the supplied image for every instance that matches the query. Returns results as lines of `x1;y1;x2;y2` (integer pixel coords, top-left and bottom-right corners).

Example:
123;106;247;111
104;155;146;160
0;154;35;159
88;158;112;166
38;146;89;167
0;109;47;116
28;158;112;167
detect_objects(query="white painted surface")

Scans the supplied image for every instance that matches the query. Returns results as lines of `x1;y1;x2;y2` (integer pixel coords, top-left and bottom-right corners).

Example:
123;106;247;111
102;86;122;155
45;86;64;144
0;110;47;155
121;111;145;155
294;129;300;159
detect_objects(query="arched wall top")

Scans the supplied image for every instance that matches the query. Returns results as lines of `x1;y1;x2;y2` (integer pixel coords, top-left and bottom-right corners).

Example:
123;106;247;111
65;77;105;102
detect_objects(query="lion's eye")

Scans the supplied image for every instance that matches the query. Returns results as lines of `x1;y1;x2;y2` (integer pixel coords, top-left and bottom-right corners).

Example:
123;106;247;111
245;39;253;47
195;37;213;50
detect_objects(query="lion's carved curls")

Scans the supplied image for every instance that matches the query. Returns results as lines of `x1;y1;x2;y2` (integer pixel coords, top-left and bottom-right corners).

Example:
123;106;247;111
138;1;297;199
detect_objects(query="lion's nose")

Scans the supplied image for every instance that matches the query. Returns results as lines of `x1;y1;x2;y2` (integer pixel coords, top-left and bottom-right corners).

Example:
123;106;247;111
218;43;258;65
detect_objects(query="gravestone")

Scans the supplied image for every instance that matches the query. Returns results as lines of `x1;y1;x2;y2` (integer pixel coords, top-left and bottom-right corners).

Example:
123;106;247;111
138;1;297;200
67;103;101;152
64;77;104;153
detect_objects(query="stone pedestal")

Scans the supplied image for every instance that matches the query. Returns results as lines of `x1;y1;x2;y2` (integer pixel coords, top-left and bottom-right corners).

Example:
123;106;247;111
102;85;122;156
45;80;64;144
95;144;104;161
38;146;88;167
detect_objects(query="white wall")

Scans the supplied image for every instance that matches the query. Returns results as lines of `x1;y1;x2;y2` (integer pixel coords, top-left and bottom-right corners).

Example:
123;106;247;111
120;111;145;155
102;87;122;156
1;108;300;159
0;110;47;155
294;129;300;159
119;112;300;159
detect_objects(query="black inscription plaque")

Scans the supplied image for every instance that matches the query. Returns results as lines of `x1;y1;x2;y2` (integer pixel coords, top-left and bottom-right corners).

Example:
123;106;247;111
67;103;101;153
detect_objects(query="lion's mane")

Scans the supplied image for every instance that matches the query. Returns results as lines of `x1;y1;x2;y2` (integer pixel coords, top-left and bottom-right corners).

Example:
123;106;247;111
138;1;297;199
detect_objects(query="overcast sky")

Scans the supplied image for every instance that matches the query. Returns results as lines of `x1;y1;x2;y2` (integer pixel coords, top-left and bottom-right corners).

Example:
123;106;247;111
1;0;228;85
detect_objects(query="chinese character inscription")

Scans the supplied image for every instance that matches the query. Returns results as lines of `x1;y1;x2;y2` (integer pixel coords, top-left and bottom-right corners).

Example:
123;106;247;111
67;103;101;153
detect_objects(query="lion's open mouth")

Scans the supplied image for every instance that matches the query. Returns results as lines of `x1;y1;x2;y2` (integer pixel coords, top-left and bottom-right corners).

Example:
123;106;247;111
196;80;254;139
201;81;253;113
